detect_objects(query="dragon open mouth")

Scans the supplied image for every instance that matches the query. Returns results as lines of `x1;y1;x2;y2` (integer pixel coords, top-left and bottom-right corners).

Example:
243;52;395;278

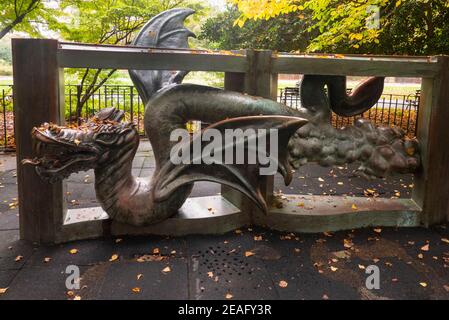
22;124;100;182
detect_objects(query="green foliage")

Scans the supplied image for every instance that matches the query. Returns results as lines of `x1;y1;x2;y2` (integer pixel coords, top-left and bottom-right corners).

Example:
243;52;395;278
0;0;59;39
200;6;313;51
229;0;449;55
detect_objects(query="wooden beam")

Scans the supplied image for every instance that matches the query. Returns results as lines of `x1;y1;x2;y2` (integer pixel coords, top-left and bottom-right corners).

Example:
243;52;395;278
58;43;247;72
272;54;439;77
12;39;66;243
413;56;449;225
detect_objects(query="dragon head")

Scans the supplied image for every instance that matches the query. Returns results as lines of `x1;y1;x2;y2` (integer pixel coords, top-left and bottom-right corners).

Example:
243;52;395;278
22;108;138;182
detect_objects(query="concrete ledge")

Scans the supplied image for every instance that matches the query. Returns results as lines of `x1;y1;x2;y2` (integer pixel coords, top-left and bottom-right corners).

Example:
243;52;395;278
53;194;422;243
257;194;422;233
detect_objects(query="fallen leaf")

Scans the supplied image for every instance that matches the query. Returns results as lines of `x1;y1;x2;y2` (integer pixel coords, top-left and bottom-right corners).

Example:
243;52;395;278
421;244;430;251
109;254;119;262
115;238;123;243
0;288;7;294
245;251;255;257
44;257;51;263
74;139;81;146
318;177;324;182
73;295;81;300
207;271;214;278
418;253;424;259
294;248;301;253
441;238;449;244
358;264;365;270
254;236;263;241
225;293;233;299
15;255;23;262
322;294;329;300
419;282;427;287
373;228;382;233
162;266;171;273
153;248;160;255
69;249;78;254
443;285;449;292
235;229;242;234
278;280;288;288
330;266;338;272
132;287;141;293
137;274;143;280
392;278;398;282
351;204;358;210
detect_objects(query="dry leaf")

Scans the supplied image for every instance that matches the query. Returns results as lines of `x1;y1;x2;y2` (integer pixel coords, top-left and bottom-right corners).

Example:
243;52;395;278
330;266;338;272
421;244;430;251
207;271;214;278
162;266;171;273
109;254;119;262
245;251;255;257
235;229;242;234
443;285;449;292
15;255;23;262
418;253;424;259
69;249;78;254
318;177;324;182
132;287;141;293
351;204;358;210
278;280;288;288
322;294;329;300
441;238;449;244
254;236;263;241
153;248;160;255
294;248;300;253
137;274;143;280
44;257;51;263
0;288;7;294
225;293;233;299
115;238;123;243
358;264;365;270
373;228;382;233
73;295;81;300
419;282;427;287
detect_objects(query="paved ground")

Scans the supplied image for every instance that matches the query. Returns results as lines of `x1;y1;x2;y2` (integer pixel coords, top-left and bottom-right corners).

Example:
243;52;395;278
0;140;448;300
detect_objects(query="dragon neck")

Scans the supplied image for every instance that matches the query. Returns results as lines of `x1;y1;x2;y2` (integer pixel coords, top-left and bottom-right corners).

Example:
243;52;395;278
94;136;140;220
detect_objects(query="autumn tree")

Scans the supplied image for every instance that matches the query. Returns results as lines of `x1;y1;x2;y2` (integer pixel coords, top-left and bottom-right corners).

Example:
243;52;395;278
57;0;205;123
229;0;449;55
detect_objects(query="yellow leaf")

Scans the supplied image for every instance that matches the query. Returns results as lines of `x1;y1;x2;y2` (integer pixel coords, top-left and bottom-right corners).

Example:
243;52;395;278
358;264;365;270
162;266;171;273
420;244;429;251
0;288;8;294
73;295;81;300
225;293;233;299
132;287;141;293
254;235;263;241
418;253;424;259
419;282;427;287
373;228;382;233
330;266;338;272
69;249;78;254
441;238;449;244
74;139;81;146
137;274;143;280
15;255;23;262
396;0;402;7
207;271;214;278
109;254;119;262
245;251;255;257
279;280;288;288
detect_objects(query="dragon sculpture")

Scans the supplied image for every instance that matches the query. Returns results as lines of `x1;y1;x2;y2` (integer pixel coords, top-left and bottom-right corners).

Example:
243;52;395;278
23;8;420;226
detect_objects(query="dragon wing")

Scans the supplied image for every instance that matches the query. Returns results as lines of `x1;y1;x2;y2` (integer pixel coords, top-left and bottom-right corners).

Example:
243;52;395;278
129;8;196;104
152;116;308;213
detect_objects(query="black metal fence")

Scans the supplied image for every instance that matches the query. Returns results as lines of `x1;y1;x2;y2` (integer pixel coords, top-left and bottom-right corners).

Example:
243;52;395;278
0;84;420;151
279;87;420;137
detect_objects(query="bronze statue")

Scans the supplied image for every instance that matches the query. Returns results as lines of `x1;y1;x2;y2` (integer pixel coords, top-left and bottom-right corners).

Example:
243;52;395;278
23;8;420;226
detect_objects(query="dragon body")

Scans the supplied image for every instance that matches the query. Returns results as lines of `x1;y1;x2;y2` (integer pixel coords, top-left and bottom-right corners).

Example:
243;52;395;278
24;9;420;226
